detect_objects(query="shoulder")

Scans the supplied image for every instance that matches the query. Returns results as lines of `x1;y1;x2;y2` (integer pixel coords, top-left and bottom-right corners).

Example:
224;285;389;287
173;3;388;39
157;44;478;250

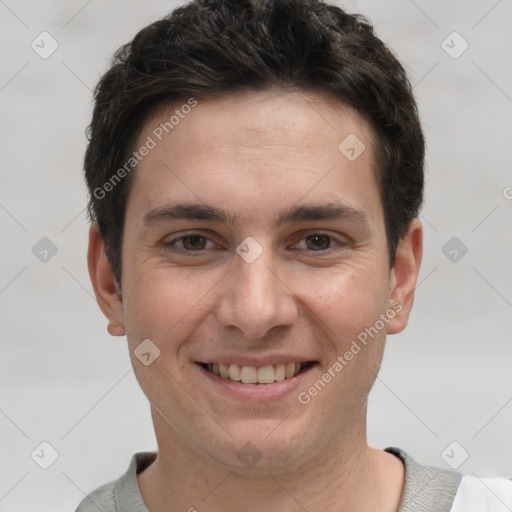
386;447;512;512
74;452;156;512
386;447;462;511
75;480;116;512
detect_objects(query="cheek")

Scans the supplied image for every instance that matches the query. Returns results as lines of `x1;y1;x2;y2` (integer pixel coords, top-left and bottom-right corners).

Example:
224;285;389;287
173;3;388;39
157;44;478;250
299;263;390;344
121;265;224;351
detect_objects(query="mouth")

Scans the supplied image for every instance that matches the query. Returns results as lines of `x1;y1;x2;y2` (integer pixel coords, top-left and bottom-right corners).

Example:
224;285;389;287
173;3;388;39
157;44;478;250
198;361;316;385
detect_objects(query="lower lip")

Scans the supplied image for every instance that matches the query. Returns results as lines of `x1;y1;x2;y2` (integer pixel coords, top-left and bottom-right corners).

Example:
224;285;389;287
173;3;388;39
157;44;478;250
196;363;316;401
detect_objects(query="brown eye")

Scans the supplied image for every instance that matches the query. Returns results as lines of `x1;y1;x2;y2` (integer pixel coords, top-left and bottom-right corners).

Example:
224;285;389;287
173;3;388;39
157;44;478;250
305;234;332;251
164;232;221;255
181;235;208;250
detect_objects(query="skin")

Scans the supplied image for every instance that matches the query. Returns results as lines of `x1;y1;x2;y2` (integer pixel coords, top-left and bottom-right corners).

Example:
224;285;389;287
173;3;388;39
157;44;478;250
88;89;423;511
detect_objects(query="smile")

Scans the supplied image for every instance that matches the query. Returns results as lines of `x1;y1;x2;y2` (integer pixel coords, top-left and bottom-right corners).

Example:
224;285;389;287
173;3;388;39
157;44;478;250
199;362;315;384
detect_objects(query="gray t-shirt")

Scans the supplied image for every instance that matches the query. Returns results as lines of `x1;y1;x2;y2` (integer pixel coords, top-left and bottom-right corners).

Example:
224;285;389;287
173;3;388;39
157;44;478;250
75;447;463;511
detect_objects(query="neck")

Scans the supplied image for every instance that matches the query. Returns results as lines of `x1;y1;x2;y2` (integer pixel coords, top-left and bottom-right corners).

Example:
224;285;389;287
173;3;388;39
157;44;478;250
138;410;404;512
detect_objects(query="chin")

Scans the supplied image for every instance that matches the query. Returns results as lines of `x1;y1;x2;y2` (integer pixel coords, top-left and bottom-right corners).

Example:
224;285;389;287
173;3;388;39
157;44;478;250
200;416;314;472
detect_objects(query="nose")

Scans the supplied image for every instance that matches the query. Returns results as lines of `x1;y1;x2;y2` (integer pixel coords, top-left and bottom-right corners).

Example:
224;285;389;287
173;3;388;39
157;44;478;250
215;248;298;339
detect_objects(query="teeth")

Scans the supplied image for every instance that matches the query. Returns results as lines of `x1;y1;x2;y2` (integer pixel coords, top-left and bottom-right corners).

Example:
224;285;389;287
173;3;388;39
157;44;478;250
206;362;306;384
228;363;241;381
285;362;296;379
274;363;285;381
240;366;257;384
257;365;275;384
219;363;229;378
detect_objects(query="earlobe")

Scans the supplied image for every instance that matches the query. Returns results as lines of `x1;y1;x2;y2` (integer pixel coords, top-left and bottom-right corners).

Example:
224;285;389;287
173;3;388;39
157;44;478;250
107;318;126;336
386;218;423;335
87;223;126;337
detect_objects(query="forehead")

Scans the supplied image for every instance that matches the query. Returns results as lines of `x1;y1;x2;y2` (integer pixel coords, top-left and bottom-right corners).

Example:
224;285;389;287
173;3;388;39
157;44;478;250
126;90;381;224
144;89;374;156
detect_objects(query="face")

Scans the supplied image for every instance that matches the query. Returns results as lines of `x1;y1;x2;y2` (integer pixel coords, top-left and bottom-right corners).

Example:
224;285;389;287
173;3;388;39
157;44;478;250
89;89;421;472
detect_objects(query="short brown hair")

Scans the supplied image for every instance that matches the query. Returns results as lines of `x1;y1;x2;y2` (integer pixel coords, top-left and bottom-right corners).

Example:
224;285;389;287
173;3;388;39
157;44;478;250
85;0;424;284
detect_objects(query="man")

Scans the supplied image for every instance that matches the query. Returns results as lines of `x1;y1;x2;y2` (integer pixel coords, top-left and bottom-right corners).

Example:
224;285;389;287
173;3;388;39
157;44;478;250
78;0;512;510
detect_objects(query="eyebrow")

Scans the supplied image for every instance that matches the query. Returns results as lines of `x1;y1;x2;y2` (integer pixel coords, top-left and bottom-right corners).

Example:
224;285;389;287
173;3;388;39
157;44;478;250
142;203;235;226
273;203;368;227
141;202;368;228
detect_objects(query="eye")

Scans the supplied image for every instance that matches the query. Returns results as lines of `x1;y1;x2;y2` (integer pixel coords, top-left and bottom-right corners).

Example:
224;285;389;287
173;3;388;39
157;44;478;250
165;233;218;252
293;233;343;252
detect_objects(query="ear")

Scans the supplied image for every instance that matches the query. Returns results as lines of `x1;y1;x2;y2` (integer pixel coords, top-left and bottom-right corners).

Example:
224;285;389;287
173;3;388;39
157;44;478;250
386;218;423;335
87;223;126;336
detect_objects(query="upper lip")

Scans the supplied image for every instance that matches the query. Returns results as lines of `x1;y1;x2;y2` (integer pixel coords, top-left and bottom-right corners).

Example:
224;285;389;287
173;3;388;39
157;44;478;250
197;356;318;367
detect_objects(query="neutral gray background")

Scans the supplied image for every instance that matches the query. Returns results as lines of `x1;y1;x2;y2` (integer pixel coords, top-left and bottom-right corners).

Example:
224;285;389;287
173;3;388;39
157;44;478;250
1;0;511;510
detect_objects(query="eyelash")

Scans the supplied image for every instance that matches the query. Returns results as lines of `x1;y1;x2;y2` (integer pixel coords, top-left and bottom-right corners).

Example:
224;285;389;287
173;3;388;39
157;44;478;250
165;233;219;255
164;231;347;255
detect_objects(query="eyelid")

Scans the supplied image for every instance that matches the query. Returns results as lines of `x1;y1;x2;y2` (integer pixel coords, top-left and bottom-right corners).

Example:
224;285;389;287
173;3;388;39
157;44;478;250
164;231;222;253
165;229;218;242
290;231;349;252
